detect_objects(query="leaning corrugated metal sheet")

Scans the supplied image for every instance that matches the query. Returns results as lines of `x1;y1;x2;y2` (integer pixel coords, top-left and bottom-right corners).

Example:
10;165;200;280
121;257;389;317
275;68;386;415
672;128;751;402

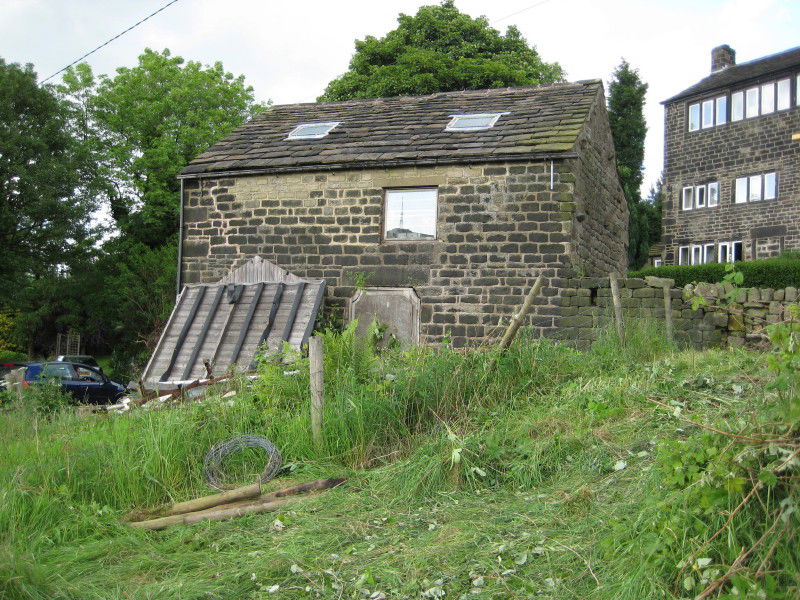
142;259;325;390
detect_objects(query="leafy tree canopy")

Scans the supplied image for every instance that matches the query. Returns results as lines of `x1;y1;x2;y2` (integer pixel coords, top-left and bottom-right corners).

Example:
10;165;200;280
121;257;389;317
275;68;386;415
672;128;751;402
320;1;564;101
0;58;95;297
62;49;266;247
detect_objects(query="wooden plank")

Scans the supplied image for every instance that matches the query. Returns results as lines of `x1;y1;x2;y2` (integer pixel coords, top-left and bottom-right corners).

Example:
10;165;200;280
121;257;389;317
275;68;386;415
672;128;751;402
142;287;188;384
299;281;326;350
247;283;285;369
281;282;306;342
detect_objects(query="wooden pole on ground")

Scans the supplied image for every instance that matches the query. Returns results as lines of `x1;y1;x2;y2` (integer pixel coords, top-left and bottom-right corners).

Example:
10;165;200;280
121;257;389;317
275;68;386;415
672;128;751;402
167;482;261;516
498;274;544;350
662;285;674;343
309;336;324;449
608;273;625;346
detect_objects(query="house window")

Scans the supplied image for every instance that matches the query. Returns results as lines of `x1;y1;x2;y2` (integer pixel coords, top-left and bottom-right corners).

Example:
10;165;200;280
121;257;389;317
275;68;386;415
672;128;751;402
708;182;719;207
384;188;438;241
682;186;694;210
691;245;703;265
445;113;506;131
745;87;759;118
718;241;744;263
777;78;791;111
736;172;777;204
731;91;744;121
704;243;717;264
715;96;727;125
701;99;714;128
735;177;748;203
286;122;340;140
653;258;663;268
695;185;707;208
764;173;777;200
678;246;690;265
797;75;800;106
688;103;701;131
760;82;775;114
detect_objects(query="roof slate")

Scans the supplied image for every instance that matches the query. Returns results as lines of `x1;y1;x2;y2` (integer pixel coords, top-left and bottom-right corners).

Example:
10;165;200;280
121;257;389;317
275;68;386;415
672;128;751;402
179;81;602;178
664;46;800;104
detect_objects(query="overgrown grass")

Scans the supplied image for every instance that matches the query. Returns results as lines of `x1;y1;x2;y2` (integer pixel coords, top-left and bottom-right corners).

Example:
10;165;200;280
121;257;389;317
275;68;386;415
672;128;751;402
0;319;797;599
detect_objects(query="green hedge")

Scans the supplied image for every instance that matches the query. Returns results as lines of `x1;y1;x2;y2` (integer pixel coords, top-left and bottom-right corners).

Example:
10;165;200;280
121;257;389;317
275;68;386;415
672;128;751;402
629;258;800;288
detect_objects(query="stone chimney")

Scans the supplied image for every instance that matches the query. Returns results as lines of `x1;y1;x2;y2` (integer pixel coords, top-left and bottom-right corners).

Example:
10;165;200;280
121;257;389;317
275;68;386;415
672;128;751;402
711;45;736;72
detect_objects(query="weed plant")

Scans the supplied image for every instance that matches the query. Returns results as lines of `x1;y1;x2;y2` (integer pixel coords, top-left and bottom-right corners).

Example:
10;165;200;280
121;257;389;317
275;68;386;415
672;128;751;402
0;316;797;599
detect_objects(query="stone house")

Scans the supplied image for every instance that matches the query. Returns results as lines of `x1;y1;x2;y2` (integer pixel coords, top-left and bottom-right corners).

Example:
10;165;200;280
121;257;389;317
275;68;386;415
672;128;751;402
661;45;800;266
177;81;627;347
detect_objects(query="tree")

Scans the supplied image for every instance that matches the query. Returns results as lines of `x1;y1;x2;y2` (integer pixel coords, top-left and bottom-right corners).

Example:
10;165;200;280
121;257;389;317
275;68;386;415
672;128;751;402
0;59;96;300
320;1;563;102
73;49;266;247
607;59;654;268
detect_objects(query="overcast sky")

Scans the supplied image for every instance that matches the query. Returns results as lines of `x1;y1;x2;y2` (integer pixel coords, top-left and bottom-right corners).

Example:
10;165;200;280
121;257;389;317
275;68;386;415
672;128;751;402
2;0;799;193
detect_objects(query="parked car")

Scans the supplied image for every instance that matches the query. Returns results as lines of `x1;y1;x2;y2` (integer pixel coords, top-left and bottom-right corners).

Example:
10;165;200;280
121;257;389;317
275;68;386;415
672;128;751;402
23;362;126;404
55;355;101;370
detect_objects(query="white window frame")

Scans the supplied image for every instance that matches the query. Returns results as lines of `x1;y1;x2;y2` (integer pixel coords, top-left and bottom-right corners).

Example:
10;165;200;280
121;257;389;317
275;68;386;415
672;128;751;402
760;82;775;114
678;246;690;265
715;96;727;125
718;242;730;264
777;78;791;111
688;103;701;131
653;258;663;268
731;91;744;121
286;121;341;140
745;86;759;118
701;99;714;128
708;182;719;207
748;175;763;202
691;245;703;266
445;112;508;131
764;172;777;200
682;186;694;211
797;75;800;107
383;187;438;241
704;243;716;264
695;184;707;208
735;177;748;204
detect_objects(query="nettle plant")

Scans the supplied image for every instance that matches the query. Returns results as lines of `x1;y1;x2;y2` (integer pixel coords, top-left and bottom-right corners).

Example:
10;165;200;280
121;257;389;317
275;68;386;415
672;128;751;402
689;263;746;310
644;304;800;598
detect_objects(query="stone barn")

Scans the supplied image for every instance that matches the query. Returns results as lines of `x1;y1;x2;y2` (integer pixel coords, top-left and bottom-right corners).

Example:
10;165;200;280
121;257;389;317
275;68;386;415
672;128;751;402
177;81;627;347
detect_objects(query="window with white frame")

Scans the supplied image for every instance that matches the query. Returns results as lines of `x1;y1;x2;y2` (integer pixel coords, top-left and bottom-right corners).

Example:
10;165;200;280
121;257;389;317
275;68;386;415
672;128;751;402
682;186;694;210
735;172;777;204
653;258;663;268
678;246;691;265
384;188;437;241
286;122;340;140
688;95;727;131
718;241;743;263
745;87;759;118
777;78;791;111
682;182;719;210
731;91;744;121
761;82;775;114
704;243;717;264
445;112;507;131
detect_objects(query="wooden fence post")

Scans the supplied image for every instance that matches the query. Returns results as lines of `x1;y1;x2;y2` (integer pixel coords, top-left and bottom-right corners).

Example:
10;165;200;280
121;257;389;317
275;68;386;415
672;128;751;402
608;273;625;346
663;285;674;343
498;274;544;350
309;336;324;449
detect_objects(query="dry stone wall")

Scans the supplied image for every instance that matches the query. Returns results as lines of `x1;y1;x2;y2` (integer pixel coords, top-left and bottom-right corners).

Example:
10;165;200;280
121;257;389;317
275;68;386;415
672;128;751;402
552;276;798;349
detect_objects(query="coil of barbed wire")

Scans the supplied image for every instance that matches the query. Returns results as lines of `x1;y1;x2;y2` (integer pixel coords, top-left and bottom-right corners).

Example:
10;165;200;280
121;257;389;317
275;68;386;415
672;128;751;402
203;435;283;491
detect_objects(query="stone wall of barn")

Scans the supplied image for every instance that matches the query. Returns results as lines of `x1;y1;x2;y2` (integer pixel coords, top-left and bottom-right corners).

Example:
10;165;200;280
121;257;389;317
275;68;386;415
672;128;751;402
180;156;625;347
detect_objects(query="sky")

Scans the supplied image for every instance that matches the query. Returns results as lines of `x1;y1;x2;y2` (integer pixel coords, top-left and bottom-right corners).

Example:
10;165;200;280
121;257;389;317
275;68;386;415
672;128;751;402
2;0;799;194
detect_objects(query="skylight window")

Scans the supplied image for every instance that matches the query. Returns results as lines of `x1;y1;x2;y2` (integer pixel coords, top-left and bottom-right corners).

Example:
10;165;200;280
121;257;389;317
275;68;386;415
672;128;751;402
286;121;340;140
445;112;507;131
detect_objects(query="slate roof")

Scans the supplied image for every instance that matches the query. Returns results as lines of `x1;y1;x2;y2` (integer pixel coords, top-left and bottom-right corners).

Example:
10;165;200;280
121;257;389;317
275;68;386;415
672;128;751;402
179;81;602;178
664;46;800;104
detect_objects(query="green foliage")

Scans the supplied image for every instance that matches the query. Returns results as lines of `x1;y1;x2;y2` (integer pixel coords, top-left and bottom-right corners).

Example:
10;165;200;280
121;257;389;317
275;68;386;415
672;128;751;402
0;349;26;362
607;60;655;269
630;257;800;288
319;1;563;102
0;59;96;300
20;380;72;415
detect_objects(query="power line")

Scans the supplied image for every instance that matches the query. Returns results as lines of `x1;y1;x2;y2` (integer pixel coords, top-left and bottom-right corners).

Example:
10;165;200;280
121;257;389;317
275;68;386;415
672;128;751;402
40;0;182;84
491;0;556;25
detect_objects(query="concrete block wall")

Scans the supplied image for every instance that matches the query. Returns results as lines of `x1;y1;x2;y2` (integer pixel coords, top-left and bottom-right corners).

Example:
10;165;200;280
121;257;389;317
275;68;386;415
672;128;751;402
551;276;798;349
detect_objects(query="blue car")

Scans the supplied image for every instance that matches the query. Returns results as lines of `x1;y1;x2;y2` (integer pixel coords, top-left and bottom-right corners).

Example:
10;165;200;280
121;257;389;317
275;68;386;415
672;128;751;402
23;362;126;404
